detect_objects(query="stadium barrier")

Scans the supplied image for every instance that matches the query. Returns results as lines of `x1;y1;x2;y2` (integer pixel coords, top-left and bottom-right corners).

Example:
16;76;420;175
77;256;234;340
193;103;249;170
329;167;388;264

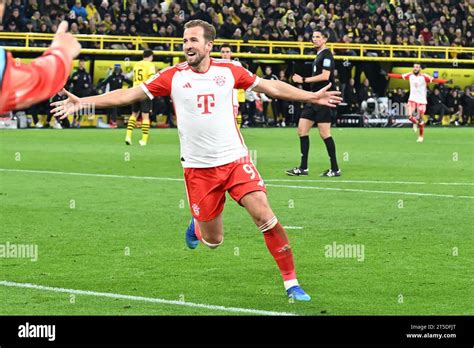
1;32;473;64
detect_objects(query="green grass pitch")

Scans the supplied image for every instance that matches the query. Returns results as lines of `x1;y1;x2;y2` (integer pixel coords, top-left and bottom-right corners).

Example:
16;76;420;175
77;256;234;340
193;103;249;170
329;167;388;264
0;127;473;315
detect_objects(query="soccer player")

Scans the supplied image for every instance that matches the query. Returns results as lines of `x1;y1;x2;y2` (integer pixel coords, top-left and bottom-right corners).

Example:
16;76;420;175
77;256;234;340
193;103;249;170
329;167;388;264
219;43;244;129
0;12;80;113
126;50;156;146
286;29;341;177
51;20;342;301
388;63;448;142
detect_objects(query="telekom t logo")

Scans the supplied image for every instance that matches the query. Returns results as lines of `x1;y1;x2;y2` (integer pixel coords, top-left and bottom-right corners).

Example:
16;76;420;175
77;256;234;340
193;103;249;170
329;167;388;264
197;94;215;115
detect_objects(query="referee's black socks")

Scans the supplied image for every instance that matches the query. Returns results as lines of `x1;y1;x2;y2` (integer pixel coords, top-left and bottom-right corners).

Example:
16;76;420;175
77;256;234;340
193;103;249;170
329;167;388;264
299;135;310;170
323;136;339;171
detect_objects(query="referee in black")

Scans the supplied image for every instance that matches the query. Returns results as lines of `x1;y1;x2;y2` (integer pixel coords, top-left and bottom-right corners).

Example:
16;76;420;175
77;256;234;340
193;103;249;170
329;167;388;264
286;29;341;177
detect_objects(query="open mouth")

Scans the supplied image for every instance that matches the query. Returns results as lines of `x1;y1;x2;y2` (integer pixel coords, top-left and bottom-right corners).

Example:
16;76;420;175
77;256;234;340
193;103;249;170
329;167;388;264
187;51;196;57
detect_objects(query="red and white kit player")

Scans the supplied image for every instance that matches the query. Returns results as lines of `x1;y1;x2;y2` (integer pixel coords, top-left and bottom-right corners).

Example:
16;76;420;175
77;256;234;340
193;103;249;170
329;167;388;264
388;63;448;142
52;20;342;301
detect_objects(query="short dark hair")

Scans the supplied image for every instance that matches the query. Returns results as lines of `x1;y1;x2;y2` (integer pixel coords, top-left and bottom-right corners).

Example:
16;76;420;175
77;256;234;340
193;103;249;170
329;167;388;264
143;49;153;58
220;43;232;51
314;28;330;39
184;19;216;42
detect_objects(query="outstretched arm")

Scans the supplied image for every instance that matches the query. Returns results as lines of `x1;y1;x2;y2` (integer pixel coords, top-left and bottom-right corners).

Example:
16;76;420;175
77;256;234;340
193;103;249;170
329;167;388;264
253;79;342;108
51;86;148;118
387;73;403;79
0;21;81;113
431;78;450;84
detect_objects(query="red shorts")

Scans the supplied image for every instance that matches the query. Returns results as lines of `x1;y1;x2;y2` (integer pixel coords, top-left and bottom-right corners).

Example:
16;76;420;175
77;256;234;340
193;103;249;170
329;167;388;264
184;156;266;221
408;101;426;115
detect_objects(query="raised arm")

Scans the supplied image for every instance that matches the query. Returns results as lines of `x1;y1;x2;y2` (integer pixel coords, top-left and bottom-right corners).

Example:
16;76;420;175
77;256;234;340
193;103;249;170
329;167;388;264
51;85;148;119
252;79;342;108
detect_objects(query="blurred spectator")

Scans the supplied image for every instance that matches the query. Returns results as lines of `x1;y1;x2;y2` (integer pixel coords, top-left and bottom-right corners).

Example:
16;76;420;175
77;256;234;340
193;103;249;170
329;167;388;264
97;64;132;127
460;86;474;126
68;59;93;127
262;66;281;126
446;89;462;126
278;69;290;127
344;78;358;113
357;79;374;106
71;0;87;21
428;88;450;125
86;1;100;23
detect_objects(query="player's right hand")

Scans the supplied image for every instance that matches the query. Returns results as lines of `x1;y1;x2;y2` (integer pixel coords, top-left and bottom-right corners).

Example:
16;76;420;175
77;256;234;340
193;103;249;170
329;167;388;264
50;21;81;59
50;89;82;119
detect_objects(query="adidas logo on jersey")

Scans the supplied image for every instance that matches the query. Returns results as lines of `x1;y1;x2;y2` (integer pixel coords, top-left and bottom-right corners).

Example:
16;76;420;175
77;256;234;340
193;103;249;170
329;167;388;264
183;82;192;88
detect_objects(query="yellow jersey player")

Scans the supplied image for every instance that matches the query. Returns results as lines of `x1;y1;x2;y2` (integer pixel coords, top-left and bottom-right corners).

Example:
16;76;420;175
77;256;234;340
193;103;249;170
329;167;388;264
126;50;156;146
219;43;244;129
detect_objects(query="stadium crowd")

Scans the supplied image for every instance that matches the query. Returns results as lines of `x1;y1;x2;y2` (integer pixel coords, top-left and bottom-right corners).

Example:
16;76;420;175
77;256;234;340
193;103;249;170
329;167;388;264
1;0;473;52
1;0;473;128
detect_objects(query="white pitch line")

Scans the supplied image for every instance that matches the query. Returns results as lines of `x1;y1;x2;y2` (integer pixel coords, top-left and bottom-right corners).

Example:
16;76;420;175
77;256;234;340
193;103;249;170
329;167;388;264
265;178;474;186
0;168;183;182
283;226;304;230
1;168;473;199
265;184;474;199
1;168;473;186
0;280;295;316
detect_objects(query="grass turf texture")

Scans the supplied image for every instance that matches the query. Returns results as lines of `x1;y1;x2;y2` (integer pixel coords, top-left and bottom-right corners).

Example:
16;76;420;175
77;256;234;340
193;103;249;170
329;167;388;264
0;128;473;316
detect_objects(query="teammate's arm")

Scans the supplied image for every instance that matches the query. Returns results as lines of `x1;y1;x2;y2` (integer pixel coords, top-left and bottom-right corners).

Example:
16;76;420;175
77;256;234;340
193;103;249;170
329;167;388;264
253;79;342;107
423;74;450;84
292;70;330;84
387;73;404;79
388;73;449;84
51;86;148;119
0;21;81;113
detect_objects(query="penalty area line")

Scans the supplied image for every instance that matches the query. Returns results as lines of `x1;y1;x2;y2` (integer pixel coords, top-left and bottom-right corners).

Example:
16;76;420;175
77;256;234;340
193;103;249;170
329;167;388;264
265;184;474;199
1;168;473;186
1;168;472;199
0;280;296;316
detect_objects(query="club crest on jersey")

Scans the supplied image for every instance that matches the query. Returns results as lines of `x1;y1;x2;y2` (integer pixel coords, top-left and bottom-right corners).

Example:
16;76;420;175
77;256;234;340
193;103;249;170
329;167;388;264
214;75;226;86
192;203;200;216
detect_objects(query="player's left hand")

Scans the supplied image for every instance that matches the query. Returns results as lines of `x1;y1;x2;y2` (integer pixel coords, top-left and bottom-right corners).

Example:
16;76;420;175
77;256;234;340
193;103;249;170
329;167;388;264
311;83;343;108
50;89;82;119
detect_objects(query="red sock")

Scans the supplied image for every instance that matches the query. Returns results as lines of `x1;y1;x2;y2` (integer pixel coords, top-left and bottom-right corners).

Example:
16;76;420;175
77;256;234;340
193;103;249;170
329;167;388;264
261;221;296;281
419;123;425;137
409;116;418;124
193;218;202;241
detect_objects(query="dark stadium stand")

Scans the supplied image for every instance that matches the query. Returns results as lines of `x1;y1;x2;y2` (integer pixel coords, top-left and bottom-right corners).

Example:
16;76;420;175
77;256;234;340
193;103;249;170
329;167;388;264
1;0;473;128
1;0;472;49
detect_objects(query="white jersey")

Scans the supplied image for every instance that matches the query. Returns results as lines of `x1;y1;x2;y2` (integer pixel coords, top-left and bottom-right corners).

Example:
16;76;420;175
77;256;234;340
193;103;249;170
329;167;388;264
141;58;260;168
402;72;433;104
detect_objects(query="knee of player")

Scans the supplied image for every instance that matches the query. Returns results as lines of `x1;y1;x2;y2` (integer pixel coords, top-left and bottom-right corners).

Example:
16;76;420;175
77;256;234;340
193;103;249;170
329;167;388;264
297;128;308;137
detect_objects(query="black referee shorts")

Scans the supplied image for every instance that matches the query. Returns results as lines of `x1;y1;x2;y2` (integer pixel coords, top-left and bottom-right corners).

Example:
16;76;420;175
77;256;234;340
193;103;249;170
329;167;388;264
300;103;335;123
132;99;153;113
